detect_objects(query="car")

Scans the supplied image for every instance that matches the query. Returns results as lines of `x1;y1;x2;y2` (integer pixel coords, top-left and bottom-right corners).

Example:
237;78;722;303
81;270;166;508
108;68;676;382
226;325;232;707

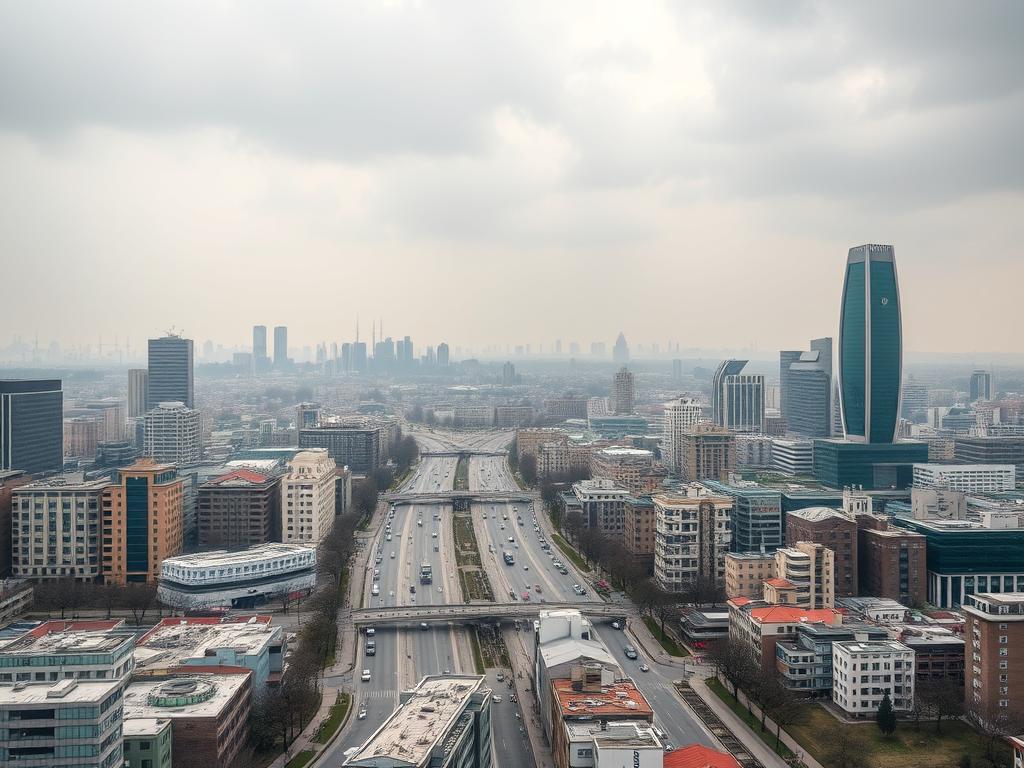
639;663;650;672
509;589;518;600
410;585;416;594
500;524;505;530
390;551;396;559
509;694;518;703
386;533;392;541
611;621;622;630
432;532;438;538
578;586;587;596
535;584;542;593
375;556;382;564
508;537;514;542
366;627;376;637
523;564;529;570
373;568;380;578
491;695;502;703
558;568;569;575
388;590;395;597
496;671;504;681
371;584;380;596
420;622;429;631
361;669;371;682
624;645;638;660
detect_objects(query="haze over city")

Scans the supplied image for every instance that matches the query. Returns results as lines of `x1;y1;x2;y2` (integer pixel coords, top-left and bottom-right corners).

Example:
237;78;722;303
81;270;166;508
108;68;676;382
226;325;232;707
2;2;1023;354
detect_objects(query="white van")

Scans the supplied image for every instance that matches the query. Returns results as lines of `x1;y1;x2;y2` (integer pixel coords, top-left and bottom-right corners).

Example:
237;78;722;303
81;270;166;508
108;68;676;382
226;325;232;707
371;583;380;596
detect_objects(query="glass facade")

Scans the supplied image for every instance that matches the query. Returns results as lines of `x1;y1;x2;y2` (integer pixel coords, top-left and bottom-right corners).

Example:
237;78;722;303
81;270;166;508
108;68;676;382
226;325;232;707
839;245;901;444
0;380;63;475
813;439;927;490
125;477;149;574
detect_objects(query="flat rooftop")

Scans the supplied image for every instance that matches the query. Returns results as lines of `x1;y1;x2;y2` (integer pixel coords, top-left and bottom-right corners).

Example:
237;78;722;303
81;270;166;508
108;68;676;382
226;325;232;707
565;720;661;748
123;674;250;720
136;617;278;670
0;677;123;705
553;678;653;719
345;675;486;767
161;543;315;569
834;640;912;655
122;717;171;737
0;621;131;656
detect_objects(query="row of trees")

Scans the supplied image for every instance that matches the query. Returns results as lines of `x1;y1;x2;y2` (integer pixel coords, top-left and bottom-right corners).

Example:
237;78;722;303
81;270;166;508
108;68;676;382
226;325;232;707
32;580;160;624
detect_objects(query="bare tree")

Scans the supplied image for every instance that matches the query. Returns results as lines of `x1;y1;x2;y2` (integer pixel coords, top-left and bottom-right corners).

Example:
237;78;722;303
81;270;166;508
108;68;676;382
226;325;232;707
823;727;871;768
969;701;1024;763
123;582;158;626
916;677;964;735
519;453;538;486
708;637;759;702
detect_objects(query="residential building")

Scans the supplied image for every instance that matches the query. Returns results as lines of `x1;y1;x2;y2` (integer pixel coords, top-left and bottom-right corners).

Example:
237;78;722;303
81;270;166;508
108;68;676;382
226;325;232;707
681;425;736;482
136;615;285;687
123;673;252;768
962;593;1024;716
663;397;702;475
157;543;316;611
589;447;661;494
855;515;928;605
767;543;835;609
712;360;764;433
63;415;101;459
769;438;814;476
102;459;184;585
494;405;536;428
335;465;352;516
780;337;834;438
839;244;902;444
516;428;567;462
147;336;194;409
623;495;656;573
570;479;629;535
679;608;731;646
123;718;173;768
898;627;965;685
776;622;888;696
197;469;281;548
831;640;915;716
970;370;993;403
728;598;843;671
453;406;493;429
296;402;321;430
298;421;385;474
954;436;1024;476
785;507;858;597
913;463;1015;493
144;401;202;465
610;367;634;415
0;379;63;475
0;581;33;624
11;474;108;581
735;434;773;471
560;721;662;768
702;480;783;553
544;397;588;419
273;326;288;368
343;675;492;768
653;489;732;592
724;552;775;599
550;678;653;768
128;369;149;418
280;449;336;544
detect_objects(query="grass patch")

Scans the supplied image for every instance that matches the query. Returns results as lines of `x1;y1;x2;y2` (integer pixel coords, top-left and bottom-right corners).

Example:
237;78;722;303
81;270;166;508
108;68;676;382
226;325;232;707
470;628;486;674
788;702;1010;768
551;532;591;573
452;511;493;601
476;625;511;668
454;457;469;490
312;692;351;744
285;750;314;768
705;678;797;760
642;616;688;657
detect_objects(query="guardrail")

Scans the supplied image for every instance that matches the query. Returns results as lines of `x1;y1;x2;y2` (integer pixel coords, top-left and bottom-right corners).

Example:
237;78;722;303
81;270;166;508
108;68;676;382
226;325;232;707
351;601;627;626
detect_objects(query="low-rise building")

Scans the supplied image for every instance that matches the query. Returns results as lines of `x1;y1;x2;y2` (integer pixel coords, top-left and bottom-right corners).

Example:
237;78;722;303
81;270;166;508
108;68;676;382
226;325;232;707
0;580;32;624
494;405;535;428
678;608;729;646
724;553;775;600
728;598;844;671
570;479;629;535
664;746;739;768
550;678;653;768
123;718;173;768
197;469;281;549
770;438;814;476
680;425;736;482
561;721;662;768
123;673;252;768
589;447;662;494
343;675;492;768
623;495;656;574
831;640;915;716
771;542;835;609
912;463;1016;493
776;622;888;696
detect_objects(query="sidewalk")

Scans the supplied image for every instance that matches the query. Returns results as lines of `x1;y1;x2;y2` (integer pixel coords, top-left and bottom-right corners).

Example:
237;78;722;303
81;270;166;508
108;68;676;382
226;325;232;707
626;615;690;669
689;676;824;768
504;627;555;768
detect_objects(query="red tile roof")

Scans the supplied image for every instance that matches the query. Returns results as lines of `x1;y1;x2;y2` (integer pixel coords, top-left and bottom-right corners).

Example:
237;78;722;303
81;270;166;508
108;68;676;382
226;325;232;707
210;469;271;485
749;606;842;625
28;620;124;637
728;597;752;607
664;744;740;768
552;678;653;718
764;578;795;588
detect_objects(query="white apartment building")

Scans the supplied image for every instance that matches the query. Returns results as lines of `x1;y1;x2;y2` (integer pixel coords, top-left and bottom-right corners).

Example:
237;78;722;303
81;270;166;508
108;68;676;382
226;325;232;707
281;448;336;544
771;542;835;609
663;398;702;475
11;475;109;580
143;401;201;464
653;489;732;592
831;640;915;716
912;463;1015;493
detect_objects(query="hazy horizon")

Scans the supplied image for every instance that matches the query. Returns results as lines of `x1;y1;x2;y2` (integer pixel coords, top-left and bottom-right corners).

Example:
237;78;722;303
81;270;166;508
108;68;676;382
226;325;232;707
2;2;1022;354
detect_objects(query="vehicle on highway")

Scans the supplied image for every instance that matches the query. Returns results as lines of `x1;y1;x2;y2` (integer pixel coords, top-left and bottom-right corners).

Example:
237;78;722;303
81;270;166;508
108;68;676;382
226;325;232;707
522;591;531;601
366;627;375;637
365;640;376;656
499;523;505;530
508;536;514;542
612;621;622;630
492;695;502;703
535;584;542;593
624;645;638;659
358;708;367;720
509;589;518;600
419;622;429;631
432;531;437;538
371;584;380;596
558;567;569;575
361;670;371;682
373;568;380;578
523;564;529;571
496;671;504;681
386;533;392;541
390;551;396;559
639;663;650;672
417;519;423;526
410;585;416;594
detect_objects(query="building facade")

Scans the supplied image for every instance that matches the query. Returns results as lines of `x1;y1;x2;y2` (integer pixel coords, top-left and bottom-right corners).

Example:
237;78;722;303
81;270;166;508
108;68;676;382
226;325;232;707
197;469;281;549
147;336;194;409
712;360;764;433
570;479;629;535
623;496;656;573
724;552;775;600
663;398;702;475
127;369;149;419
298;421;385;473
144;401;202;465
280;449;336;544
786;507;858;597
681;425;736;482
653;490;732;592
780;338;833;439
0;379;63;475
831;640;915;716
962;593;1024;717
912;463;1015;493
610;367;634;415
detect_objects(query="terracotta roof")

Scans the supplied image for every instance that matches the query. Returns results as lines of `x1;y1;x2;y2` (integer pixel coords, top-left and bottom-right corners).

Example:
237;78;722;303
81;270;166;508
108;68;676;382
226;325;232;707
209;469;272;485
664;744;740;768
28;620;123;637
764;578;795;589
728;597;752;607
749;606;841;625
552;678;653;718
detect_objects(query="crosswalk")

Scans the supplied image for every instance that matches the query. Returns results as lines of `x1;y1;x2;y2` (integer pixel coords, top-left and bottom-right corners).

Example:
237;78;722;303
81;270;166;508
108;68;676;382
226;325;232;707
361;689;399;701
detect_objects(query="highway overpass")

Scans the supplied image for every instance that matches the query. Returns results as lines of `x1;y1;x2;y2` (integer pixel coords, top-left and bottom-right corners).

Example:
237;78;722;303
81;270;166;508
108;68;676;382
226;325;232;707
383;490;534;506
351;602;628;627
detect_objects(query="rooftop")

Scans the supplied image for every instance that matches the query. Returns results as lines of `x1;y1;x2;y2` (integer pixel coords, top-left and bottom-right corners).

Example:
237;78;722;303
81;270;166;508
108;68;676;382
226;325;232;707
123;674;251;720
136;616;278;671
160;543;315;569
0;620;130;656
122;717;171;738
564;720;661;749
345;676;486;767
0;677;124;705
664;744;741;768
16;474;112;492
202;469;274;488
834;640;913;655
553;678;653;719
764;578;796;589
787;506;849;523
746;605;843;626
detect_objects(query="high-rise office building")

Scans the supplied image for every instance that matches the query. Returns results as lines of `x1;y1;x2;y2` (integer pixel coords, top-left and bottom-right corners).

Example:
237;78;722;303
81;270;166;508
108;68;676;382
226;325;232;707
0;379;63;475
352;341;368;373
253;324;268;371
780;338;833;438
437;342;450;367
612;332;629;364
143;402;201;465
712;360;764;433
663;397;702;475
127;369;149;418
839;244;901;443
102;459;184;585
610;367;635;414
970;370;993;403
147;335;194;409
273;325;288;369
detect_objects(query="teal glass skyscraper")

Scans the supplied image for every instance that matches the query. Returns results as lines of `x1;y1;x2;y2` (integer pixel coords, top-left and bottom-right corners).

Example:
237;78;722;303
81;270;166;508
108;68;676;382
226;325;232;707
839;244;902;443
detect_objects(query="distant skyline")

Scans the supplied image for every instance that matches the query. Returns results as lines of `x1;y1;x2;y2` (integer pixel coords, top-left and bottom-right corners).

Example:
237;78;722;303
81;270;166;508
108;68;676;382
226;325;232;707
1;3;1022;354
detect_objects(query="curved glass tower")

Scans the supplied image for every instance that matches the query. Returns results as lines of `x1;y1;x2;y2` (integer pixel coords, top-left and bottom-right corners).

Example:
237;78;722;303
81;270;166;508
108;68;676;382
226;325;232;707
839;244;902;443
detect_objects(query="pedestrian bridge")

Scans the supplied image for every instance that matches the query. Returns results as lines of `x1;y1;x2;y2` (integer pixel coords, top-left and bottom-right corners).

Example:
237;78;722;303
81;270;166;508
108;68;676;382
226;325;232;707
384;491;533;506
351;602;627;627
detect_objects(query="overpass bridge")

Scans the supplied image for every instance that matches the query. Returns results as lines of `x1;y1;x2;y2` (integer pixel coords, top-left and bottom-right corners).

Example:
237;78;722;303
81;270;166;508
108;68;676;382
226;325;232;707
420;450;507;458
383;490;534;507
351;602;628;627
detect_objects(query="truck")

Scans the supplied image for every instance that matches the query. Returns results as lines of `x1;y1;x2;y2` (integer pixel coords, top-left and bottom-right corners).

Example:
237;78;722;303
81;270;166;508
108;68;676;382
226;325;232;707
420;562;433;584
503;551;515;566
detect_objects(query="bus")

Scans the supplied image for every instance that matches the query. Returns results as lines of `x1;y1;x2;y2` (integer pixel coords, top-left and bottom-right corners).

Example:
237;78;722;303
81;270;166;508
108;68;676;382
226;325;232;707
420;563;433;584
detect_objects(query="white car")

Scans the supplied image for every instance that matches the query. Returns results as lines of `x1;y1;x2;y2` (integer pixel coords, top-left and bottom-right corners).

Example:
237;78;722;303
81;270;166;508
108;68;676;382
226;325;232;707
361;670;371;682
358;708;367;720
391;551;396;559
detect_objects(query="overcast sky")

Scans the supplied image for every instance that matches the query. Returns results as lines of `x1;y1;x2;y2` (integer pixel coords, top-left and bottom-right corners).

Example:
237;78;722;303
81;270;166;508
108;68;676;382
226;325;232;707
1;1;1022;356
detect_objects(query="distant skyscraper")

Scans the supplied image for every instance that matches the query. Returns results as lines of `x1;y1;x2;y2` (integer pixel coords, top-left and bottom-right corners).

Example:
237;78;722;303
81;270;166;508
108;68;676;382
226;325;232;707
780;338;833;438
253;325;267;364
554;339;562;356
353;341;368;373
437;342;450;367
0;379;63;474
612;332;630;364
147;335;194;409
502;362;517;386
970;370;993;402
712;360;764;433
127;369;149;418
672;359;683;382
611;367;635;414
273;325;288;369
569;341;580;356
839;244;902;443
341;342;353;372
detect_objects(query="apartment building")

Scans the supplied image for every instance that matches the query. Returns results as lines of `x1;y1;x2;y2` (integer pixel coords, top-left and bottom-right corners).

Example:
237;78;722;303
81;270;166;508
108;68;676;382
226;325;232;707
765;542;835;609
681;425;736;482
724;552;775;600
962;593;1024;716
728;597;843;671
280;449;336;545
786;507;858;597
653;489;732;592
831;640;915;716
